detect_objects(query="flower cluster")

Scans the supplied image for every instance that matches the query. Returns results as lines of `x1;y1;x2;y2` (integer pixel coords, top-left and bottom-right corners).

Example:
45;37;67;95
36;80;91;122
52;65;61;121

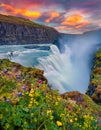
0;59;100;130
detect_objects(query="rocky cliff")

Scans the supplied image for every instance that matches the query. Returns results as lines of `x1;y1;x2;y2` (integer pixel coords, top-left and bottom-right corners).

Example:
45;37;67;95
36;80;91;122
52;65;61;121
86;50;101;104
0;14;59;45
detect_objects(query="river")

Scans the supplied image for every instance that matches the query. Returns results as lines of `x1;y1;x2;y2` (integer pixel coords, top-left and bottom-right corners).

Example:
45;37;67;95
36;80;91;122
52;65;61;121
0;31;101;93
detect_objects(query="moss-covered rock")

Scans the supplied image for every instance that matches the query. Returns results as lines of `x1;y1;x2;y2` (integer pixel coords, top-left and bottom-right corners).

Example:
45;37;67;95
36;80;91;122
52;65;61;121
86;50;101;104
62;91;101;116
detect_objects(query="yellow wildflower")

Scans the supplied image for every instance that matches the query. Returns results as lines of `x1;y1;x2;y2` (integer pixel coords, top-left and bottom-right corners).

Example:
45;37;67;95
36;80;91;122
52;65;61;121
57;97;62;101
22;93;24;96
30;98;34;101
28;104;32;108
70;119;73;123
47;110;52;115
56;121;62;127
17;83;21;86
75;118;78;121
67;113;70;116
55;102;58;106
29;101;33;104
29;93;33;97
30;89;34;94
31;84;34;87
90;116;94;120
46;95;48;99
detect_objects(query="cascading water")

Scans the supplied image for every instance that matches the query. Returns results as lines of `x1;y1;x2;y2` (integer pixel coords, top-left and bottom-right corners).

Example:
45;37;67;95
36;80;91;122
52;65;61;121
38;32;101;93
0;30;101;94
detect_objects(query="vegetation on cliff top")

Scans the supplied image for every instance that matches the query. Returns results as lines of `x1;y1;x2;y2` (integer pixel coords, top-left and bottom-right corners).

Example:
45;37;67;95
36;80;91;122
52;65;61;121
0;59;101;129
0;14;54;29
62;91;101;116
87;49;101;104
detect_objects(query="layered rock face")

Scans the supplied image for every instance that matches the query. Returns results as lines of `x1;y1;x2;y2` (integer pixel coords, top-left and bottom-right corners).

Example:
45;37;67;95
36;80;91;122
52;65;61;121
0;14;59;45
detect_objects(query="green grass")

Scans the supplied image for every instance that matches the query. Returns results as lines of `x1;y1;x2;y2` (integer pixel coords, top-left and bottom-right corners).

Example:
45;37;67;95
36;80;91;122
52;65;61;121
0;59;100;129
0;14;51;29
83;94;101;116
96;49;101;58
86;49;101;104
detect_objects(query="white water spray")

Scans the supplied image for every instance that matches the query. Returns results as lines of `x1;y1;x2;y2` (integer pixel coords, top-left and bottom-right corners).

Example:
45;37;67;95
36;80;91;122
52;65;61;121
38;32;101;93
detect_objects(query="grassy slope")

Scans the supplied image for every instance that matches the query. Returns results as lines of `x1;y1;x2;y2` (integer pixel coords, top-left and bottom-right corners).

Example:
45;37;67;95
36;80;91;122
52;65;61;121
0;59;101;129
0;14;51;29
87;49;101;104
83;94;101;116
90;49;101;86
62;91;101;116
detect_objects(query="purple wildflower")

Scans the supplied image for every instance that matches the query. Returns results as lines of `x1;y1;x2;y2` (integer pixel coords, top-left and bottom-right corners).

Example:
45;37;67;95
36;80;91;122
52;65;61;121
38;79;43;84
6;98;10;102
18;92;22;97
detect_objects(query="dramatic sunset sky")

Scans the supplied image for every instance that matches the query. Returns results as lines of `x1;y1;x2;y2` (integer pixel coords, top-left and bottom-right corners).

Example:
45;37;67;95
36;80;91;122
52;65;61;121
0;0;101;34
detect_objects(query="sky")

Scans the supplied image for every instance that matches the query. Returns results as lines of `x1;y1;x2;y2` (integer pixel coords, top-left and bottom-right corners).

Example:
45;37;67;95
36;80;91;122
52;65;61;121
0;0;101;34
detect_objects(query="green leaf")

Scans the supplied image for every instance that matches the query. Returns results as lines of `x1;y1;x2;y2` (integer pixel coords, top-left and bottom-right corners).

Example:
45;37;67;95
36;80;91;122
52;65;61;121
22;108;29;112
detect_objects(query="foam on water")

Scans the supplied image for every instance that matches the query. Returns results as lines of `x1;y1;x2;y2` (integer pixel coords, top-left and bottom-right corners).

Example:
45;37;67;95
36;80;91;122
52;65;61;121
38;34;101;93
0;32;101;93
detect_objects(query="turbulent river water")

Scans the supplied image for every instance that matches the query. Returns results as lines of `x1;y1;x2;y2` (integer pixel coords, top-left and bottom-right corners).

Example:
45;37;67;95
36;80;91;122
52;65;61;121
0;32;101;93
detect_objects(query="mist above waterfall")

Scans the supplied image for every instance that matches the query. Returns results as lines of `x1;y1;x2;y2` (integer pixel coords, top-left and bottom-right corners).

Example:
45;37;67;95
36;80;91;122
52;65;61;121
38;30;101;93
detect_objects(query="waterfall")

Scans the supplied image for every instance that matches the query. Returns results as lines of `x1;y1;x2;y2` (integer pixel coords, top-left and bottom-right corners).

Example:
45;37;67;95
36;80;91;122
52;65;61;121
0;30;101;94
38;32;101;93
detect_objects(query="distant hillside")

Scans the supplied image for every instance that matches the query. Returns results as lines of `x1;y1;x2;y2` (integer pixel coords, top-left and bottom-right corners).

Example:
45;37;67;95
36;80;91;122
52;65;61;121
0;14;59;45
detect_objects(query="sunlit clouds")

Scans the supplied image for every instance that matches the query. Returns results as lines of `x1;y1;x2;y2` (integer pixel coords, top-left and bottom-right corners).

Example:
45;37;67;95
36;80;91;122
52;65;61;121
0;3;41;19
62;14;91;29
62;15;83;26
45;11;60;23
0;0;101;34
24;11;41;19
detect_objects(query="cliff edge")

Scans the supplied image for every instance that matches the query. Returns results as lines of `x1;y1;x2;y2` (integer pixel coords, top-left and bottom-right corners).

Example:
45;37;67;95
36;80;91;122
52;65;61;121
86;50;101;104
0;14;59;45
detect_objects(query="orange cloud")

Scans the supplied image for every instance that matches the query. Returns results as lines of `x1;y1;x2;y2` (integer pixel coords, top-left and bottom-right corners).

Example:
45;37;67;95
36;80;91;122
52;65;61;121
45;11;60;23
62;14;83;26
62;14;91;29
24;11;41;18
76;21;91;28
0;3;41;19
1;3;14;12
